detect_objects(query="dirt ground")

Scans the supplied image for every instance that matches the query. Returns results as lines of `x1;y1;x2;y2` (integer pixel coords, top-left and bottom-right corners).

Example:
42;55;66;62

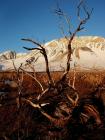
0;70;105;140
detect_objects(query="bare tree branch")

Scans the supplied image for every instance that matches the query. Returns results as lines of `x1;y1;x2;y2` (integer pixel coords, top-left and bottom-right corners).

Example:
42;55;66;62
24;60;45;92
21;97;70;128
37;88;49;100
21;38;43;48
12;61;23;109
21;98;41;108
66;92;79;106
55;0;93;80
20;67;44;92
55;8;72;36
22;39;54;86
23;46;42;51
84;105;101;125
59;25;69;41
72;63;76;89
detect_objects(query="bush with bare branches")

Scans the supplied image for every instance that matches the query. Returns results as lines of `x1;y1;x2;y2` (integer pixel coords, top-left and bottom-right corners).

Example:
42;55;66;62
0;0;105;140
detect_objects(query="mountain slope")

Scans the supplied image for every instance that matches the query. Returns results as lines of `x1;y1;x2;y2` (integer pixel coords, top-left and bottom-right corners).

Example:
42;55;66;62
0;36;105;71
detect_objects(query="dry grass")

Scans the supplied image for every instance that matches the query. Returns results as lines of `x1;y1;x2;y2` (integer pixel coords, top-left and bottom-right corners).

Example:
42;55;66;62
0;70;105;140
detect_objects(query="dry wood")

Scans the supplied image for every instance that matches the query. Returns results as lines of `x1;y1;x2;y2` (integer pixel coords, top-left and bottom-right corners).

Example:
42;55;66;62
22;39;54;86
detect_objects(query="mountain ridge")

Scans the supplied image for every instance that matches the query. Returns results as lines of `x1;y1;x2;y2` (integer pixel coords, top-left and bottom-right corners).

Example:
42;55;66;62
0;36;105;71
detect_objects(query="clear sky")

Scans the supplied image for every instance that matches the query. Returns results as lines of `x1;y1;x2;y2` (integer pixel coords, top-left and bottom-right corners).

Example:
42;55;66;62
0;0;105;52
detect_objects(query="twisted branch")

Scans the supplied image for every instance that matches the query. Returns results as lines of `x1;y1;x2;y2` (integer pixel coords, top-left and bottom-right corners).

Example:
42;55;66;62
22;39;54;86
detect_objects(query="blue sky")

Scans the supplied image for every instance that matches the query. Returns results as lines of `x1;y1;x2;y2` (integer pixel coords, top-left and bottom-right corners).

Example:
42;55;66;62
0;0;105;52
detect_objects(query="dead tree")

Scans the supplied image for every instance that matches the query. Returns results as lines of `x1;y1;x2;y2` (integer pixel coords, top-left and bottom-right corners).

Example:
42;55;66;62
12;61;23;109
21;0;101;130
55;0;93;79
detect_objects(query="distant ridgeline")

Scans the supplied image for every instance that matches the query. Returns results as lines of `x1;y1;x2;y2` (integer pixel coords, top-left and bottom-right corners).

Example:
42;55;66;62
0;51;16;61
0;36;105;71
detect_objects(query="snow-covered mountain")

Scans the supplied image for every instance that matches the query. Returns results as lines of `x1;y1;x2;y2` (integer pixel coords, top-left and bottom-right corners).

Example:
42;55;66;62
0;36;105;71
0;51;16;61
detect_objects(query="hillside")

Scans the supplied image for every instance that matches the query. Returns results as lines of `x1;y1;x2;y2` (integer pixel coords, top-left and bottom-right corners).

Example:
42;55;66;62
0;36;105;71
